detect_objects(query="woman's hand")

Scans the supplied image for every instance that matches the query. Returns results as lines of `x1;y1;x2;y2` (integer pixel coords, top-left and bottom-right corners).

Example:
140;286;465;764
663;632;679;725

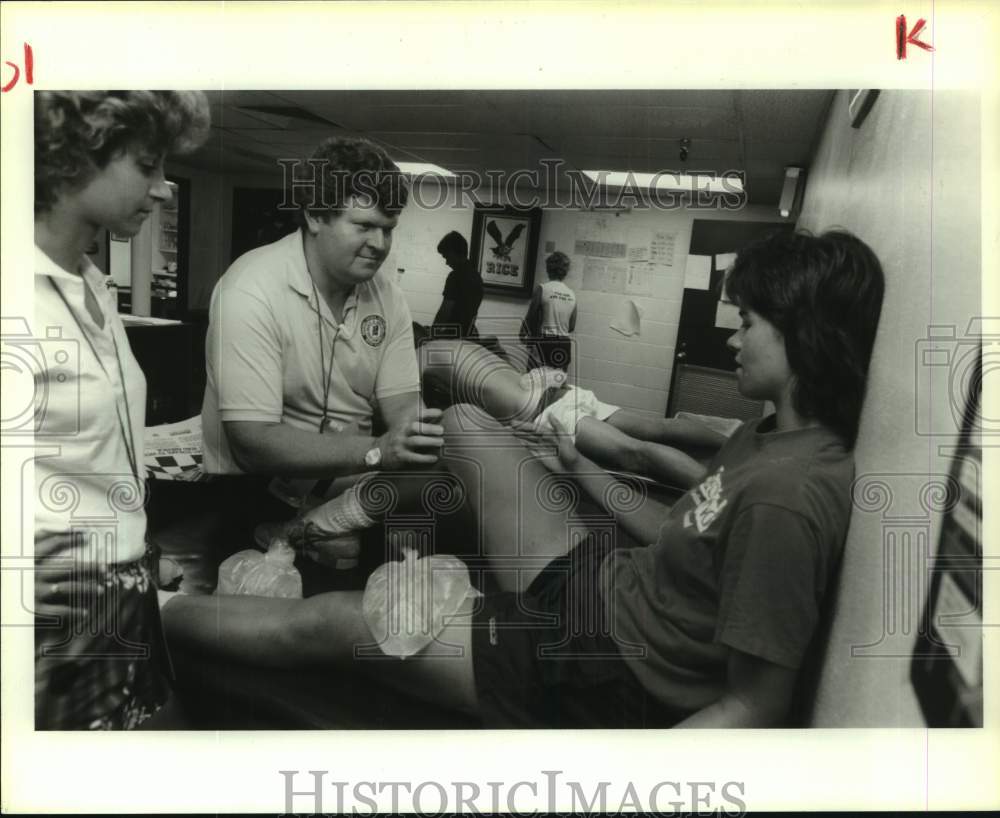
546;414;582;471
516;413;580;474
34;559;105;625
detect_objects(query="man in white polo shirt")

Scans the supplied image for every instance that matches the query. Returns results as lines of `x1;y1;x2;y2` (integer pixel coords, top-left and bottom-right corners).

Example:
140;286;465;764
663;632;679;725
202;137;444;555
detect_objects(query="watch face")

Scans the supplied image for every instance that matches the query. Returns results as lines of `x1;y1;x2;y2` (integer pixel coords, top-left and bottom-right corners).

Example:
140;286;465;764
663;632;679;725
365;447;381;467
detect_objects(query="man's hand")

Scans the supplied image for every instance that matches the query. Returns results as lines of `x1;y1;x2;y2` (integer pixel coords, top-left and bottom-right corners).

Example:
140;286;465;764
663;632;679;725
286;520;362;566
375;407;446;469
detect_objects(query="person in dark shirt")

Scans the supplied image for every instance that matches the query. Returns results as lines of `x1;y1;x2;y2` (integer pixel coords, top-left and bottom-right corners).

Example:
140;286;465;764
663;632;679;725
431;231;483;339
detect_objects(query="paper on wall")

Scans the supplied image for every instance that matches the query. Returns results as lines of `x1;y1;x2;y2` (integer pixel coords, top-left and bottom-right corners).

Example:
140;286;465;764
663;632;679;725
684;253;712;290
626;262;652;296
582;257;626;293
575;239;627;258
610;299;643;337
627;226;649;260
604;261;627;293
650;231;676;266
715;299;742;330
715;252;737;272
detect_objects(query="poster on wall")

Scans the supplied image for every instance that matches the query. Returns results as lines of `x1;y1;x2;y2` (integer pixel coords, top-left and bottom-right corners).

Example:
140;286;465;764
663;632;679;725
470;204;542;297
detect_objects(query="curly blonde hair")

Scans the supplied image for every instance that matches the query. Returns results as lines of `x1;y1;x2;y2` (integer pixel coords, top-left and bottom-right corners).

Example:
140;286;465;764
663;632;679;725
34;91;211;214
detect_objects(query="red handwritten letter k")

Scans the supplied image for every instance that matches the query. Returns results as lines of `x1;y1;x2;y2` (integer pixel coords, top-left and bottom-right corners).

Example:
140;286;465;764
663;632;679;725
896;15;935;60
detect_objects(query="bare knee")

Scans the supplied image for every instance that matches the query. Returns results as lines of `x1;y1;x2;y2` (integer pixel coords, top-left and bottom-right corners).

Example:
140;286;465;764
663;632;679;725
284;593;368;664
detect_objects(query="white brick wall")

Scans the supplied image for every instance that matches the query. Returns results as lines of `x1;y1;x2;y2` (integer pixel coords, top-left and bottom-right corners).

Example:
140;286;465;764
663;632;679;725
390;183;789;419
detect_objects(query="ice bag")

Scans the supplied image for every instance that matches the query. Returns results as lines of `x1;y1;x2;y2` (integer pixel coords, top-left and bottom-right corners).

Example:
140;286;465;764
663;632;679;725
216;538;303;599
362;550;481;658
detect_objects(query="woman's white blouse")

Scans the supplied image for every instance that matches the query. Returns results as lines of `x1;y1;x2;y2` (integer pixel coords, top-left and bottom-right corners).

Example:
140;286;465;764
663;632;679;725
33;246;148;565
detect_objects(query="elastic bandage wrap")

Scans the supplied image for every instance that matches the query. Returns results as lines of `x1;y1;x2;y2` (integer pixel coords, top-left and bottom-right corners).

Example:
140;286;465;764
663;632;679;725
301;474;376;535
362;550;482;658
533;385;620;443
515;367;567;424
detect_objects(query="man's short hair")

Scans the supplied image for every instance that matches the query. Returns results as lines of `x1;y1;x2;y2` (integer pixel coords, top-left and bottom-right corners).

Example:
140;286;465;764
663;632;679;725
725;229;885;445
437;231;468;258
546;251;571;280
34;91;210;214
293;136;409;226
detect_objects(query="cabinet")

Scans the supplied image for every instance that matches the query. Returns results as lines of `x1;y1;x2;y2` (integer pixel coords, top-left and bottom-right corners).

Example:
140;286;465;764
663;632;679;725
150;177;190;320
123;322;194;425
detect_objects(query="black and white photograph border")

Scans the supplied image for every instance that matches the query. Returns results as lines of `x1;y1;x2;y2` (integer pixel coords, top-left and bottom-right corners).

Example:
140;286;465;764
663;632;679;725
1;1;998;815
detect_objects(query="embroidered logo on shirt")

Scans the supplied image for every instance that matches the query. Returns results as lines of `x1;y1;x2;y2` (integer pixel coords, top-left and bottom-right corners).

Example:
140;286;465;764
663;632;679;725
683;466;727;533
360;315;386;347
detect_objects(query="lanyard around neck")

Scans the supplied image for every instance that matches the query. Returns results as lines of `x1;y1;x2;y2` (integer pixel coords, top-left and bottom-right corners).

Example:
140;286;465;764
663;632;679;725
310;278;341;433
50;277;141;484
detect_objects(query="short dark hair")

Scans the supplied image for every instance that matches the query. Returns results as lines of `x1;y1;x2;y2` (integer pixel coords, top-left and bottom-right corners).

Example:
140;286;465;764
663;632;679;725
725;229;885;445
294;136;409;227
546;251;570;280
34;91;210;214
437;231;468;258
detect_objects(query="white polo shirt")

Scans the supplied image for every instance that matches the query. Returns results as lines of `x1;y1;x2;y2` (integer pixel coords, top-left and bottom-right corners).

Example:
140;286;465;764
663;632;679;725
33;247;148;565
202;230;420;474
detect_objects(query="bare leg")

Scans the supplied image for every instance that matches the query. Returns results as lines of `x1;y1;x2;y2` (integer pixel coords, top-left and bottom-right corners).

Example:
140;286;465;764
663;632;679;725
160;591;478;715
441;403;582;593
419;340;542;424
575;416;707;489
604;410;729;454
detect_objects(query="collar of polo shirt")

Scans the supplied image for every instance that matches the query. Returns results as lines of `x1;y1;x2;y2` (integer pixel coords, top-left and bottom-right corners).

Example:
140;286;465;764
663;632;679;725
285;231;360;336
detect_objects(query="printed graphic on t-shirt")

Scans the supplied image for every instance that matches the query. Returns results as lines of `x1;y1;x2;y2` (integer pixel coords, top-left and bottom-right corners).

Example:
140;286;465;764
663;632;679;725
684;466;727;533
360;314;386;347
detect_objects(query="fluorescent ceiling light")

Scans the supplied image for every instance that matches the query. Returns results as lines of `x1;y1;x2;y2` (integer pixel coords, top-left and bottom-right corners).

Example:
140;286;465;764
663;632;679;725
582;170;743;195
396;162;456;177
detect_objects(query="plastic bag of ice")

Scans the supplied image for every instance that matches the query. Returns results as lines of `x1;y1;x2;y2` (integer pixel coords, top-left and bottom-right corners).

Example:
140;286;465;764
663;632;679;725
362;550;481;657
216;538;302;599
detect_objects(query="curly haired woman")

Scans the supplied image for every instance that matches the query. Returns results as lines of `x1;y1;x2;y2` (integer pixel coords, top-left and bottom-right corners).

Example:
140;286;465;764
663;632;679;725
34;91;209;729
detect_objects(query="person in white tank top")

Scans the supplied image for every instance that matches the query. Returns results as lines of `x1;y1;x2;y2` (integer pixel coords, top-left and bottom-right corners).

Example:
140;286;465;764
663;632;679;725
520;251;577;371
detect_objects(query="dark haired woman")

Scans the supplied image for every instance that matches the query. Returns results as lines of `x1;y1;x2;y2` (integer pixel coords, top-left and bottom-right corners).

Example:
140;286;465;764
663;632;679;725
34;91;210;729
162;228;885;729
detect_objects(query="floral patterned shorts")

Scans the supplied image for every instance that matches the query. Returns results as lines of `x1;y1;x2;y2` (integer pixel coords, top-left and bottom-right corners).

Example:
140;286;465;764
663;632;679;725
35;554;172;730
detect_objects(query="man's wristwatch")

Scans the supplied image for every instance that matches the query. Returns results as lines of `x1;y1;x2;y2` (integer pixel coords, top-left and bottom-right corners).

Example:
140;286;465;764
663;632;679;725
363;444;382;469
